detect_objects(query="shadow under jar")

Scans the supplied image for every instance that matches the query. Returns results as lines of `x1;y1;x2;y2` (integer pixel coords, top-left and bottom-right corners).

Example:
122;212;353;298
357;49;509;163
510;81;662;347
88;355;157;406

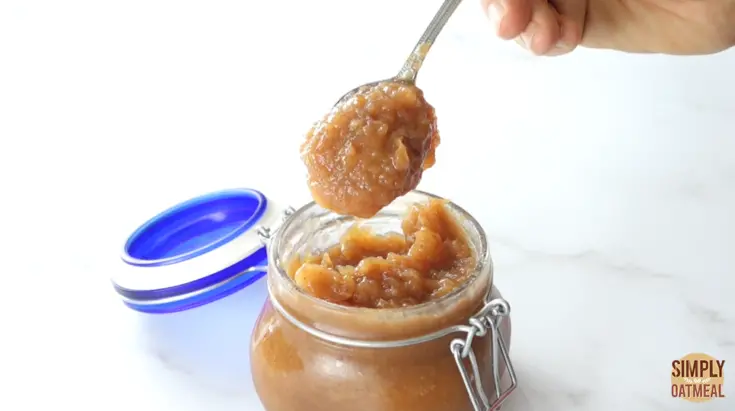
250;191;516;411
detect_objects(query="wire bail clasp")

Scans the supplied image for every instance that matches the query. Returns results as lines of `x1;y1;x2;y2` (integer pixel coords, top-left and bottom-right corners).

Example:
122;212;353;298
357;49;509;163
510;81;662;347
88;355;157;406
450;298;516;411
257;206;296;244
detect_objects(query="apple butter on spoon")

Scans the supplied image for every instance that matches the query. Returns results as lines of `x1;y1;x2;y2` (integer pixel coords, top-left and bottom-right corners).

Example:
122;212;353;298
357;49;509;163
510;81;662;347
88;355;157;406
301;0;463;218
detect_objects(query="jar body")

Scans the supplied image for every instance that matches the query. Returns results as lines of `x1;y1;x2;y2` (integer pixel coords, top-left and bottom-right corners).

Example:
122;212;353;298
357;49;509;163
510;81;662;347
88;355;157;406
250;191;512;411
251;287;511;411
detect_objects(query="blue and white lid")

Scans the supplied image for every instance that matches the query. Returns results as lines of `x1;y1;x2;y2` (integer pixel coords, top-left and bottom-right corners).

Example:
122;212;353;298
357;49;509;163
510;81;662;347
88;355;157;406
112;188;292;314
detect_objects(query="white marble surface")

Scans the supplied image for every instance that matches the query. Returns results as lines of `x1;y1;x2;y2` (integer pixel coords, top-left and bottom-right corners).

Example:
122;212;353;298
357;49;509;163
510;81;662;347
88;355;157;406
1;0;734;410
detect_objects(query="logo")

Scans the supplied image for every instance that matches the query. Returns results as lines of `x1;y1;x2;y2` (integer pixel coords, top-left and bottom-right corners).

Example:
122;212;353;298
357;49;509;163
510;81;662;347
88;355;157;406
671;353;726;402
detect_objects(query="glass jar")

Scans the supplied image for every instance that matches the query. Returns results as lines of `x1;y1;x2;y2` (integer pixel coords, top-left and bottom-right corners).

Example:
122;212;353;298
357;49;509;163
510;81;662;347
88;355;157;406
250;190;516;411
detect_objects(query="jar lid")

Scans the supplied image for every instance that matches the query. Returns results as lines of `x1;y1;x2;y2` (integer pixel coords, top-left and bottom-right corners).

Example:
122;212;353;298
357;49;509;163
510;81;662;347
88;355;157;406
112;188;290;314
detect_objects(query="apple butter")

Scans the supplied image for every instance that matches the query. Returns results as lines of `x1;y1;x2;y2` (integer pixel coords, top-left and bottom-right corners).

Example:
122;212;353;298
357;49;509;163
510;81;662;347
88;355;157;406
300;81;440;218
286;199;475;308
250;192;514;411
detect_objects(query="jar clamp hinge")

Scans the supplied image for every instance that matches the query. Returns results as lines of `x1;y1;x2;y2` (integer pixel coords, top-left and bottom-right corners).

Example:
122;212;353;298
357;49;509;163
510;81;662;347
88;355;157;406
256;206;296;244
451;298;517;411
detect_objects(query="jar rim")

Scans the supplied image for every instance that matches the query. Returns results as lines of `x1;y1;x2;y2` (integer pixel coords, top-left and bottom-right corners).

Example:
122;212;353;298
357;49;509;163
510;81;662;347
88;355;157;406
269;190;492;316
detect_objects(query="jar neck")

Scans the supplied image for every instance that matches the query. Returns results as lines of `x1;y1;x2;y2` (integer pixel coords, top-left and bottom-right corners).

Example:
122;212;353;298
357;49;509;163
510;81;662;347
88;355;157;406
267;191;493;341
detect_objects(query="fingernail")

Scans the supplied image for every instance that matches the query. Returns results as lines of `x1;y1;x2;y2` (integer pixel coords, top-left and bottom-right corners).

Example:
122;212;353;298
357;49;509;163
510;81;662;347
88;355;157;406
486;1;506;34
518;22;537;51
554;26;570;50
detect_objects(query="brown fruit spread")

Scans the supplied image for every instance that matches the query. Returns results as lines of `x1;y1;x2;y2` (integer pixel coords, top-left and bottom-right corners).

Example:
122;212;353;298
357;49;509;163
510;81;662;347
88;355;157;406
286;199;475;308
250;196;510;411
250;285;508;411
300;81;440;218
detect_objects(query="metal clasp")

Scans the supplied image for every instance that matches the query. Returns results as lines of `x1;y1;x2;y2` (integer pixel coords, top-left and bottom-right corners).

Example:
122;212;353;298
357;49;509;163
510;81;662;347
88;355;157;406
450;298;516;411
256;206;296;244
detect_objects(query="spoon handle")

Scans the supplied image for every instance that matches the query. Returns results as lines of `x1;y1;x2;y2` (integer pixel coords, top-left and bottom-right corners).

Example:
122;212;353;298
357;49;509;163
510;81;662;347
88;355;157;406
395;0;464;83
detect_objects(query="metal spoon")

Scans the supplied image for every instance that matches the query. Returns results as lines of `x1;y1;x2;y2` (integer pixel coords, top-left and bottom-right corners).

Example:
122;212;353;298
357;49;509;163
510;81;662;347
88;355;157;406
334;0;464;105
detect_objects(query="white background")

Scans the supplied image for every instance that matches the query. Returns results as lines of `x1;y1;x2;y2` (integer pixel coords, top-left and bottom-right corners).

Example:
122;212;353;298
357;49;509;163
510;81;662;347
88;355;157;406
1;0;734;410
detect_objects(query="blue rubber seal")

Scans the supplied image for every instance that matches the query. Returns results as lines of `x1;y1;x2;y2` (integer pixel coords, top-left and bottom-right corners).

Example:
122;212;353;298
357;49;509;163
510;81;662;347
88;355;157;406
114;188;275;314
122;188;267;267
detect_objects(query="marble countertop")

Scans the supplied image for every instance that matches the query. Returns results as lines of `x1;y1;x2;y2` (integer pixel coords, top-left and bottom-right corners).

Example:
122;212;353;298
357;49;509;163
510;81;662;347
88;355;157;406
2;0;733;410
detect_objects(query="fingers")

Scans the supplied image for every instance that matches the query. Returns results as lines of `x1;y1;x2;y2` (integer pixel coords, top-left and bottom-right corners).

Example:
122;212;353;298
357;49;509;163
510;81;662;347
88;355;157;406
515;0;561;55
482;0;587;56
547;0;586;54
481;0;533;40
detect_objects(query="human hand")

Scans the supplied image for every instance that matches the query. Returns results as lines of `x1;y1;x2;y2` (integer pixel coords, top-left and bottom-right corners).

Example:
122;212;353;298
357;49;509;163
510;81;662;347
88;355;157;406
481;0;735;55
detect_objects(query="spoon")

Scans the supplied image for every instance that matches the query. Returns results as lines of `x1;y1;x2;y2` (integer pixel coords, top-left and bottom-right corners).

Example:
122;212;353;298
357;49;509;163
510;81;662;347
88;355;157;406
335;0;464;105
